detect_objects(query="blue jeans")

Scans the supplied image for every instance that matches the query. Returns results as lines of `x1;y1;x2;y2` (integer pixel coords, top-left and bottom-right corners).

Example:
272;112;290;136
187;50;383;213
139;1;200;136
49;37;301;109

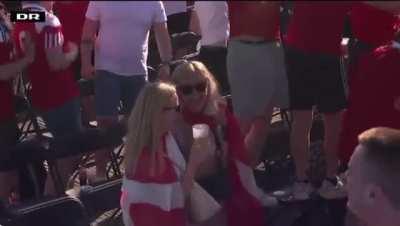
94;70;147;117
41;98;82;138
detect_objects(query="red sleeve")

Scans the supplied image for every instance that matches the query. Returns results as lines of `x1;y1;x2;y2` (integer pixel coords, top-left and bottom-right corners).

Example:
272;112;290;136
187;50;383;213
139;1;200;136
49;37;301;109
42;26;64;49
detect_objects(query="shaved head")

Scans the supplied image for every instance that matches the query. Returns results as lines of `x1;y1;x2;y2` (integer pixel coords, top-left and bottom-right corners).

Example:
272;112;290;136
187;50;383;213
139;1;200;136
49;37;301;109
357;127;400;209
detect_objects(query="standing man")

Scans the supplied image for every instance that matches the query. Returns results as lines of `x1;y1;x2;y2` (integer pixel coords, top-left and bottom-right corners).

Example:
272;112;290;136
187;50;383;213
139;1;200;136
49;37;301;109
347;127;400;226
284;2;353;200
13;1;81;195
339;31;400;166
227;1;289;167
190;1;230;95
81;1;173;181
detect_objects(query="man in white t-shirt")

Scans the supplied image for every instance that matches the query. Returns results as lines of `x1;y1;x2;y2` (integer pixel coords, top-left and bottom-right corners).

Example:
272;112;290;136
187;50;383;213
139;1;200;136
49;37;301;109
190;1;230;95
81;1;173;180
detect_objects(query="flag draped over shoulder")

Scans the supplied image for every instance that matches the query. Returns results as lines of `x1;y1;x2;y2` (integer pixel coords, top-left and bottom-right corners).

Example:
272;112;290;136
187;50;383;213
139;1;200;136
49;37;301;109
182;106;267;226
121;105;267;226
120;133;187;226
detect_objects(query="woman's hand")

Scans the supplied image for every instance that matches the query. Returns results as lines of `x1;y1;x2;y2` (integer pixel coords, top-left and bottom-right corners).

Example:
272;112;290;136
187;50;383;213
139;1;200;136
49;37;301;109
186;133;216;175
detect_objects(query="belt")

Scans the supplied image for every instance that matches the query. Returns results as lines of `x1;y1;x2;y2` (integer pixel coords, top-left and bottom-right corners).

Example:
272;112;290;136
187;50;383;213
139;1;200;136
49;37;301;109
201;45;227;50
353;39;375;52
236;40;269;45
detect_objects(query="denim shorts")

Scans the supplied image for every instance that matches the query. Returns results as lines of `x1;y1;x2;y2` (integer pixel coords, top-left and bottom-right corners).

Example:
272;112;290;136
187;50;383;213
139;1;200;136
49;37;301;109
227;40;289;120
41;98;82;138
285;45;347;113
94;70;147;117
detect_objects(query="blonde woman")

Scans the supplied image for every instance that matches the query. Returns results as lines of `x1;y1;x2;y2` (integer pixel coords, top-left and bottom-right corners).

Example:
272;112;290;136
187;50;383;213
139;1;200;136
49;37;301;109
171;61;277;226
120;82;209;226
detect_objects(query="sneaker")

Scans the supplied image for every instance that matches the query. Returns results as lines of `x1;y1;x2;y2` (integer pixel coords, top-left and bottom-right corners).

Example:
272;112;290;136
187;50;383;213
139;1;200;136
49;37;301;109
291;181;314;201
318;177;347;200
270;181;314;201
260;193;279;207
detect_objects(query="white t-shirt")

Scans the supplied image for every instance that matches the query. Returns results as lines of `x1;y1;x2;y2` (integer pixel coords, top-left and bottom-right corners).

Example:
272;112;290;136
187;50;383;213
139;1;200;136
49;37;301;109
194;1;229;47
86;1;167;76
162;1;187;16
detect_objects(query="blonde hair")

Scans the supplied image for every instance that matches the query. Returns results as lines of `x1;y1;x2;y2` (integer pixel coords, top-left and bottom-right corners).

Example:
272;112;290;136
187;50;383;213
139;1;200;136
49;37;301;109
171;61;226;116
124;82;177;174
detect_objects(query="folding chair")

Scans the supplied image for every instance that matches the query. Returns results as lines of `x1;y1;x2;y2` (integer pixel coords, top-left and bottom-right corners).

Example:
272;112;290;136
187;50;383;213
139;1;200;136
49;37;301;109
3;196;90;226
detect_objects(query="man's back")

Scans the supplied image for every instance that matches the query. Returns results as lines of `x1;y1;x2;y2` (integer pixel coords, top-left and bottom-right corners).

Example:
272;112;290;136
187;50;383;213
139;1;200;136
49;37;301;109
86;1;167;76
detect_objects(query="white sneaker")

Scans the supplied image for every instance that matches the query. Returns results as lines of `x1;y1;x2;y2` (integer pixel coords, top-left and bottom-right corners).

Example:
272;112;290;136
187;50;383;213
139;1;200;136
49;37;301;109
318;178;347;200
260;193;279;207
291;181;314;201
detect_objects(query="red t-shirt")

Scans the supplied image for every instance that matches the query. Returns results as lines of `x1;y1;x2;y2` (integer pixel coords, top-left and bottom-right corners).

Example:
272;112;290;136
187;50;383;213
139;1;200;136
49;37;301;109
53;1;89;44
339;43;400;163
0;23;15;123
350;3;398;48
13;4;79;112
285;2;353;56
228;2;280;41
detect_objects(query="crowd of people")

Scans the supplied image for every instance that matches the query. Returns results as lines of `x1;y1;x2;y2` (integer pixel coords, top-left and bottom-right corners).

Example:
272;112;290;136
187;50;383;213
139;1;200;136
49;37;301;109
1;1;400;226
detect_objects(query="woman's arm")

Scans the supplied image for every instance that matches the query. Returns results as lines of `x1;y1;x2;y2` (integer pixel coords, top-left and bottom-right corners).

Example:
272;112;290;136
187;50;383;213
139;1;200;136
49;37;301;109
182;139;212;195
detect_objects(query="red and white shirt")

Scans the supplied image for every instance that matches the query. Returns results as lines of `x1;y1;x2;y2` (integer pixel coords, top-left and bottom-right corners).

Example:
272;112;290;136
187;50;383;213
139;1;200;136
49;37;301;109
0;22;15;123
13;3;79;112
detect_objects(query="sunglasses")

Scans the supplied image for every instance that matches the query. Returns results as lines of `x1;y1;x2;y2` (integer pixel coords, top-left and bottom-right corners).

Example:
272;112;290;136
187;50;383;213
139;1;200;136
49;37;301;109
163;105;180;112
177;82;207;96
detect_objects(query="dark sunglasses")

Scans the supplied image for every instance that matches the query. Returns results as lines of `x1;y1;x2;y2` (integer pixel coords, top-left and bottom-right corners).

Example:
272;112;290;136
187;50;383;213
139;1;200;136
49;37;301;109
163;105;180;112
177;82;207;96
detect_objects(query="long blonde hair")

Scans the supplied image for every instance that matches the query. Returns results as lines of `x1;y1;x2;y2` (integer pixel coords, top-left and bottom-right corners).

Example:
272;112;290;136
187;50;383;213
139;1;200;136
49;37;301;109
171;61;226;116
124;82;177;175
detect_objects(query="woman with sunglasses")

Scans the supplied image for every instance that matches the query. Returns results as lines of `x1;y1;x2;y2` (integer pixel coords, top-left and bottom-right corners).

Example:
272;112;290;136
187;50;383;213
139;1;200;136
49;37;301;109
121;82;210;226
0;1;34;204
170;61;277;226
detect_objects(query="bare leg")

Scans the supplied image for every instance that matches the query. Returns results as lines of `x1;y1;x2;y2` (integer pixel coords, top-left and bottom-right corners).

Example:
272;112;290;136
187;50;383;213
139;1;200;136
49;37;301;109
95;117;118;180
81;95;96;126
0;171;18;203
323;111;343;178
290;110;313;180
44;156;80;196
243;104;275;168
